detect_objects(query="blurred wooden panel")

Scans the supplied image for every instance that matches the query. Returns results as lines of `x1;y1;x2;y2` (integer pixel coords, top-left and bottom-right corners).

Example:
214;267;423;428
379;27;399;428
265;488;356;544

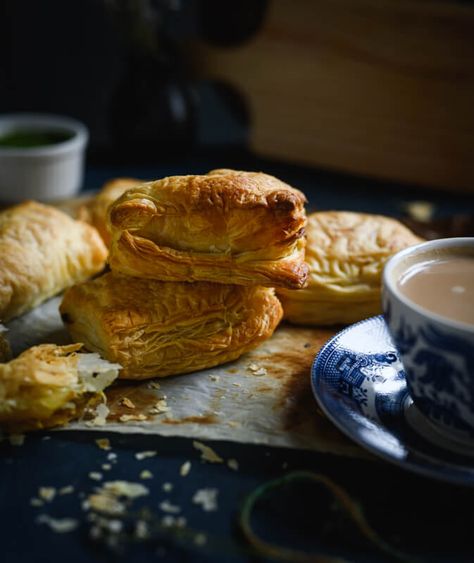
192;0;474;191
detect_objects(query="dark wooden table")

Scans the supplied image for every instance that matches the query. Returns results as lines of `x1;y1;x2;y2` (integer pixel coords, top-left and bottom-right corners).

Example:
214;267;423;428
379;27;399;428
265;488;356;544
2;152;474;563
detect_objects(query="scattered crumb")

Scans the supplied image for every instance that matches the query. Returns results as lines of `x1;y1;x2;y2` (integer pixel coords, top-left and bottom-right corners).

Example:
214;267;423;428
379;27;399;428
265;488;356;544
9;433;25;446
150;399;169;415
119;413;147;422
135;450;157;460
135;520;148;539
38;487;56;502
232;382;241;387
87;481;149;516
148;381;161;390
180;461;191;477
227;421;240;428
107;452;117;461
162;482;173;492
86;403;109;427
194;533;207;546
140;470;153;480
159;515;186;528
37;515;79;533
87;494;124;516
119;397;136;409
102;464;112;471
89;472;103;481
102;481;149;499
193;440;223;464
192;488;218;512
227;458;239;471
246;363;267;376
95;438;111;451
159;500;181;514
59;486;75;495
30;498;44;507
404;200;435;222
108;520;123;533
208;374;220;382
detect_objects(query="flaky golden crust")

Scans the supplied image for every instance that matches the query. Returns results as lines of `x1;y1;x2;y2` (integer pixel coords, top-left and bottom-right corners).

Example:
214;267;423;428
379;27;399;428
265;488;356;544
78;178;142;245
107;169;308;289
60;272;283;379
0;329;11;362
0;201;108;322
0;344;119;432
278;211;423;325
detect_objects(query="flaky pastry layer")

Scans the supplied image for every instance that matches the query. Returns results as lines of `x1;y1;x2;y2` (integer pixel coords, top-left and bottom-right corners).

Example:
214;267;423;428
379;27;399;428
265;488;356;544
0;344;120;432
0;201;108;322
107;169;308;289
60;272;283;379
278;211;423;325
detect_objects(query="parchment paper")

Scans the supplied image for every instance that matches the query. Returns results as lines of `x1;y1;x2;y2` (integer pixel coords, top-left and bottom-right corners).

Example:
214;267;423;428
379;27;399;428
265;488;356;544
6;296;366;458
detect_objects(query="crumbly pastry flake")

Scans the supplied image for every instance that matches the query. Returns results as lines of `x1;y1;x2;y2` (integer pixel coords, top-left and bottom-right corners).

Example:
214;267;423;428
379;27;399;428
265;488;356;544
0;343;120;432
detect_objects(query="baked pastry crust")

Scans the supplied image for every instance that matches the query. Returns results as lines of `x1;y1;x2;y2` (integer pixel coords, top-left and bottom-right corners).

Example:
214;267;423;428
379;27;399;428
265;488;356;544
60;272;283;379
107;169;308;289
0;201;108;322
78;177;142;245
0;344;120;432
277;211;423;325
0;327;11;362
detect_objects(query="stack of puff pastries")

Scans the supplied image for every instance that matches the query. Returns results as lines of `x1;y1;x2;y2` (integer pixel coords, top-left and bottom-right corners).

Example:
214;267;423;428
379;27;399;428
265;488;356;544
60;169;309;379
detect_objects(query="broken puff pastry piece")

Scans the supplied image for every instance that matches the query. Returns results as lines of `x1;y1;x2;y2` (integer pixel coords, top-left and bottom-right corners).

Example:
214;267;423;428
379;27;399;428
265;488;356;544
0;344;120;432
0;201;108;322
60;272;283;379
107;169;309;289
277;211;423;326
78;177;142;245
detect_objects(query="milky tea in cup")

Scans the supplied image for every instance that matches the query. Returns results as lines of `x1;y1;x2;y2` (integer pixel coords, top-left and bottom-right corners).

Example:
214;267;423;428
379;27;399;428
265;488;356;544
382;238;474;443
397;251;474;326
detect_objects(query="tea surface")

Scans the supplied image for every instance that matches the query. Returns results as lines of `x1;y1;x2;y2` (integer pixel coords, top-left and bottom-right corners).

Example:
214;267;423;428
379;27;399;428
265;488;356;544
398;256;474;325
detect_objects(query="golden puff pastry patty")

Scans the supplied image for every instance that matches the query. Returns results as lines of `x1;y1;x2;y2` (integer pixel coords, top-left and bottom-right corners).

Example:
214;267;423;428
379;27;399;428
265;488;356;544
277;211;423;326
0;344;120;432
107;169;309;289
0;201;108;322
0;326;11;362
60;272;283;379
78;177;142;245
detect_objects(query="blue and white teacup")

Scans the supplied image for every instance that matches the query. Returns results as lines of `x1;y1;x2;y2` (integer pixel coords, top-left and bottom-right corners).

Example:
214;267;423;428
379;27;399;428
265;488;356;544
382;238;474;444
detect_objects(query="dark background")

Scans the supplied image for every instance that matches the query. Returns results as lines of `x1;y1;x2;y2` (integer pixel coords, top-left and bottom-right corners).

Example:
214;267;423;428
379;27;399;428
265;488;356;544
0;0;261;165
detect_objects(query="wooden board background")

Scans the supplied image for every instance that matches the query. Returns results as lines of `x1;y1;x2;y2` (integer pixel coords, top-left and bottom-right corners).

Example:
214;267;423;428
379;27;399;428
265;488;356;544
191;0;474;192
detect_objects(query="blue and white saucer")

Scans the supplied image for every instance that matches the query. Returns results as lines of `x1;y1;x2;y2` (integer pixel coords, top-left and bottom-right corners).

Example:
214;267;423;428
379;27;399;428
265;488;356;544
312;316;474;486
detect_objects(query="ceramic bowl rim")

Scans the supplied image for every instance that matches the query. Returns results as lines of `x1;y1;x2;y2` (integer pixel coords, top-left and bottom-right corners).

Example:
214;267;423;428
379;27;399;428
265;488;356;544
0;113;88;158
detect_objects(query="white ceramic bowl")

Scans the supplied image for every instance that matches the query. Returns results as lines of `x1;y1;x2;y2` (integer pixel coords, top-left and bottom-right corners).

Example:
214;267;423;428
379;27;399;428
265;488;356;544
382;237;474;444
0;113;88;203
